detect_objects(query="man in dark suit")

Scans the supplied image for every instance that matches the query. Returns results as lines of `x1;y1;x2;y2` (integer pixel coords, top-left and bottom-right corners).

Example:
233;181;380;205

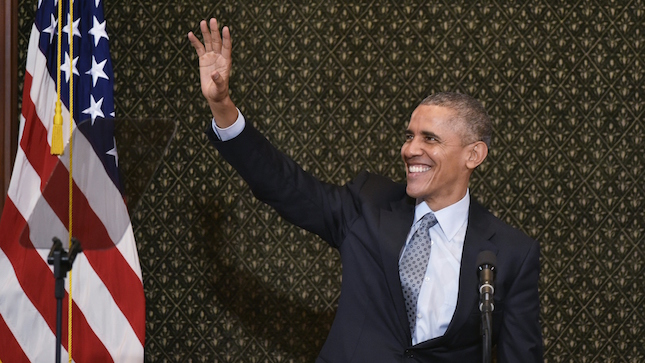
189;18;543;362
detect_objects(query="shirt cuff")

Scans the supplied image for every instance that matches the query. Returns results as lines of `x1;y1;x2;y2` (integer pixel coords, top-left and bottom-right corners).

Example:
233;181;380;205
211;108;246;141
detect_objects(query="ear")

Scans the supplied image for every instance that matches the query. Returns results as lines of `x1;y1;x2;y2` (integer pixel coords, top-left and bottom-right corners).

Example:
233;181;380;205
465;141;488;170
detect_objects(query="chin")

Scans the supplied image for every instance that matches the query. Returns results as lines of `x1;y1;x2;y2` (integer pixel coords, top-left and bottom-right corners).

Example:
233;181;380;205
405;186;423;199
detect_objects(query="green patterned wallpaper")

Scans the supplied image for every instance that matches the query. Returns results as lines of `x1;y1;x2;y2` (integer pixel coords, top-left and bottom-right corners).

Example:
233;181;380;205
17;0;645;361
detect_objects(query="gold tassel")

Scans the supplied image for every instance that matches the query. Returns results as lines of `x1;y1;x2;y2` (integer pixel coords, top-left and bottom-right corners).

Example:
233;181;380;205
51;100;64;155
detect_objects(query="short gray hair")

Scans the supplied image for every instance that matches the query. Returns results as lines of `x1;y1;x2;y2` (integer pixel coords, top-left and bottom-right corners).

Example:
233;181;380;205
419;92;492;148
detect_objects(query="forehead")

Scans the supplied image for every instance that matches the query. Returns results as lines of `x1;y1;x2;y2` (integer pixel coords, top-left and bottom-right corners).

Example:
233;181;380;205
407;105;462;134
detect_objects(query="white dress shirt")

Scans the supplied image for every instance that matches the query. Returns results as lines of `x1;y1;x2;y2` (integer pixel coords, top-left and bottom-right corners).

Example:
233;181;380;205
403;193;470;345
213;111;470;345
211;110;245;141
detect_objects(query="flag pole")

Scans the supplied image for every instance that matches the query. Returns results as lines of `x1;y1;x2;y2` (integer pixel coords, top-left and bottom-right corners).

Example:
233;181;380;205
66;0;76;360
49;0;77;360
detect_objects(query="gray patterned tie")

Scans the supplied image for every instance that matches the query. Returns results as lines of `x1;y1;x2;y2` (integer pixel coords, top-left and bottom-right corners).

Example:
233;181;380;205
399;212;438;333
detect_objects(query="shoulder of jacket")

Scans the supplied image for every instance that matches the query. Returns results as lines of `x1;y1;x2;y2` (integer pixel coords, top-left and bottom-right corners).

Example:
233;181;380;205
348;171;408;206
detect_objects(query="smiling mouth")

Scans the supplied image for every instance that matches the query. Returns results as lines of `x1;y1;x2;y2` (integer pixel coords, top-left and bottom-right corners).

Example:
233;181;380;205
408;165;431;173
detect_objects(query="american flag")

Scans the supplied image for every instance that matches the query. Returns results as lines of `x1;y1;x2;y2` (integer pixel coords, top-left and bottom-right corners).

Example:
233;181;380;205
0;0;145;361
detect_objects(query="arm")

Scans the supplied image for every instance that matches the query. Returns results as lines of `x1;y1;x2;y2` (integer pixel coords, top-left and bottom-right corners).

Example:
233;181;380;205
207;120;367;247
497;240;544;362
190;19;363;247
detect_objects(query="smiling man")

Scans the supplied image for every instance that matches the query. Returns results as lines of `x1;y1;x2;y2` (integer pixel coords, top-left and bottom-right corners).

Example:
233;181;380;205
190;18;543;362
402;97;490;212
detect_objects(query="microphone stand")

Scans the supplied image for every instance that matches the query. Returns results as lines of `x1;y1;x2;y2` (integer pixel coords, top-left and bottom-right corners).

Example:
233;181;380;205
477;250;496;363
481;301;493;363
47;237;82;363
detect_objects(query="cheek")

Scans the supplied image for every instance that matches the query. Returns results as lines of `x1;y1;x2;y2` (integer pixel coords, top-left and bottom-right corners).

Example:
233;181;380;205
427;147;442;158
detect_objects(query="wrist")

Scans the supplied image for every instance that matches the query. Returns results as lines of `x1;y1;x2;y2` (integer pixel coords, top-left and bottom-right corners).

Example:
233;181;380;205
209;96;238;128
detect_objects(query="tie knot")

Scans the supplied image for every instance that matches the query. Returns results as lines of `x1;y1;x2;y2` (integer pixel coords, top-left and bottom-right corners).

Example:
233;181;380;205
419;212;438;230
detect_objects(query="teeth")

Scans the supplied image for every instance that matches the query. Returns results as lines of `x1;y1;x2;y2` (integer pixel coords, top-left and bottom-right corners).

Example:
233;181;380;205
409;165;430;173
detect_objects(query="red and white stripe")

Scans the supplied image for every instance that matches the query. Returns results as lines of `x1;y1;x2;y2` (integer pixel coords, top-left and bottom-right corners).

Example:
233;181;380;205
0;20;144;363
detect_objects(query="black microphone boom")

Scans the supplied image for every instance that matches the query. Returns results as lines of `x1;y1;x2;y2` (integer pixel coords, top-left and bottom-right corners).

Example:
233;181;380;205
476;250;496;363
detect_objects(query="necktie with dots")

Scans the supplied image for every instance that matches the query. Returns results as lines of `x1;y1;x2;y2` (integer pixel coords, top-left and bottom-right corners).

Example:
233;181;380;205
399;212;438;334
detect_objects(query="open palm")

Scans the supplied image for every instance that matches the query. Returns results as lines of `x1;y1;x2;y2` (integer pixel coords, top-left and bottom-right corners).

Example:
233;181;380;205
188;19;232;104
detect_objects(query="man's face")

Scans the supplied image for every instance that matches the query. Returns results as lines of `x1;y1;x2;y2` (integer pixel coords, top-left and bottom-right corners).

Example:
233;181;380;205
400;105;475;211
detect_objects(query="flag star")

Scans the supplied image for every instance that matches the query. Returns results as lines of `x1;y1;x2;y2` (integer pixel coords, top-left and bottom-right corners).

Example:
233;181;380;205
42;14;58;44
82;95;105;124
86;56;109;86
89;16;109;46
62;14;81;40
61;52;80;83
106;137;118;167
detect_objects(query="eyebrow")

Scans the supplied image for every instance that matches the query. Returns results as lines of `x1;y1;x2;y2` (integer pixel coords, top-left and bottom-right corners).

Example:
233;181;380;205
405;129;441;141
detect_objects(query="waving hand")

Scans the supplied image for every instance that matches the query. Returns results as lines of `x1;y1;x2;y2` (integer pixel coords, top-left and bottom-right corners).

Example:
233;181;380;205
188;19;237;127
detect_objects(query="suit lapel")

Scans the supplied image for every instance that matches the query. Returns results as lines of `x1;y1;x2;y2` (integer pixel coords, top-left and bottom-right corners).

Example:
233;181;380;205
378;195;501;346
379;197;415;338
440;198;499;339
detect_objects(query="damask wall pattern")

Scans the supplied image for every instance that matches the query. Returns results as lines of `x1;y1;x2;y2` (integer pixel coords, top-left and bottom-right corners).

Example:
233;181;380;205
16;0;644;362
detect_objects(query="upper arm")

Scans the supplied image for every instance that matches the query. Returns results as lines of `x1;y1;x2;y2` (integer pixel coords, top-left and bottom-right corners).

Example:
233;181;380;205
211;121;366;247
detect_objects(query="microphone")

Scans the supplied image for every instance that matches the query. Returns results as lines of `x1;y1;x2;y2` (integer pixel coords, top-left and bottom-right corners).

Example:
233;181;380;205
476;251;496;313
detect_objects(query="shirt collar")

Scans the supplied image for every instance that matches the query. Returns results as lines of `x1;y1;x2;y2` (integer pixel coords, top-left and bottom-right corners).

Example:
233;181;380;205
413;189;470;241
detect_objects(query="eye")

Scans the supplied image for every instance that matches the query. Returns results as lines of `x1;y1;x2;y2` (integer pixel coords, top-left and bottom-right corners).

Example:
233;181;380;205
424;135;437;142
405;134;414;141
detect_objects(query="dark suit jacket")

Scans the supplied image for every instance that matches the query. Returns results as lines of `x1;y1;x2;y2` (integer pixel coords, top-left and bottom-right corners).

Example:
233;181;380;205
207;121;543;363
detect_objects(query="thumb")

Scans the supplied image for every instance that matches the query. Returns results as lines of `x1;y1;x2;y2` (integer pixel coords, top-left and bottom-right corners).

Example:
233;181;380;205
211;71;221;84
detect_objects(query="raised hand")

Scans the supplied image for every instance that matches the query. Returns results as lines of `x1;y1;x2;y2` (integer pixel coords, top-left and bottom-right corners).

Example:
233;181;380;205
188;18;237;126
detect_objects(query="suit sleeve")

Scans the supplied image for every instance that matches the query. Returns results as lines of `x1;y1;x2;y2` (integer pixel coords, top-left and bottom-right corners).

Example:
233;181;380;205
497;239;544;362
206;121;365;248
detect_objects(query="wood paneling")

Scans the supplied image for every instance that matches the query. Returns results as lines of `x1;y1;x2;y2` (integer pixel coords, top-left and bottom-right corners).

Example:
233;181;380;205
0;0;18;215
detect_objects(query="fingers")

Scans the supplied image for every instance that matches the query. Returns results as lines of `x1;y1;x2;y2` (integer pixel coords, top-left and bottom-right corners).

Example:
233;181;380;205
221;26;232;61
210;18;223;54
187;31;205;57
201;19;213;52
189;18;229;57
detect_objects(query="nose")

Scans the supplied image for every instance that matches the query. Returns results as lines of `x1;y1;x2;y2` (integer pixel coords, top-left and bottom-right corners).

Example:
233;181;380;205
401;137;422;159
